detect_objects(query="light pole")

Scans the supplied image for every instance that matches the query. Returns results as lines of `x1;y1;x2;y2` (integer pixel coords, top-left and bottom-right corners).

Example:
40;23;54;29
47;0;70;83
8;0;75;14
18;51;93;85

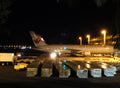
86;34;90;45
79;36;82;45
101;30;106;45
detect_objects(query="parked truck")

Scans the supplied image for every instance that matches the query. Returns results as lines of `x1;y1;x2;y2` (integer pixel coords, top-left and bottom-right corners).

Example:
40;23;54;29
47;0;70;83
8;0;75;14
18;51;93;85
0;53;14;66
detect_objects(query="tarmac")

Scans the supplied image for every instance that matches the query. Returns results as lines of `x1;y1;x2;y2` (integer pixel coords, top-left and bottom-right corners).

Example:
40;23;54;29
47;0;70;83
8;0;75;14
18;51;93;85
1;65;120;88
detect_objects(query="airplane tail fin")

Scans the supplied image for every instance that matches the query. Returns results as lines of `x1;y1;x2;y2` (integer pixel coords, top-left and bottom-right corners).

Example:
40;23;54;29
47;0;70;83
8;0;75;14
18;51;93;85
29;31;47;47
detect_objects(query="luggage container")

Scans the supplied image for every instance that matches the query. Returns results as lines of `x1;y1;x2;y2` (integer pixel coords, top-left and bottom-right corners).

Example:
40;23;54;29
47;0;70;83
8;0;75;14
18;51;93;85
65;61;88;78
54;63;71;78
26;68;38;77
26;61;40;77
100;63;117;77
41;61;53;77
86;62;102;78
0;53;14;66
90;68;102;78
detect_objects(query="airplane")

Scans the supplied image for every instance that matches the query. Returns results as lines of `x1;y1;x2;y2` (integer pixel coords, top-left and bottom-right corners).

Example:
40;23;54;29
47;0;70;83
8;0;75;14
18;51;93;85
29;31;115;57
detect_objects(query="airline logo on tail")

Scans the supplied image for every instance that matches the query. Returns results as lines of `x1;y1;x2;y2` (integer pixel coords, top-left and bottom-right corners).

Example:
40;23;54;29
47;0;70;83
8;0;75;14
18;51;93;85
29;31;47;47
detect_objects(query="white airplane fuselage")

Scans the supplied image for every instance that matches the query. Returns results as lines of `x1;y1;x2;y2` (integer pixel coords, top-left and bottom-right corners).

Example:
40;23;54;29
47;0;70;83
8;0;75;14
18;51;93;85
35;44;114;55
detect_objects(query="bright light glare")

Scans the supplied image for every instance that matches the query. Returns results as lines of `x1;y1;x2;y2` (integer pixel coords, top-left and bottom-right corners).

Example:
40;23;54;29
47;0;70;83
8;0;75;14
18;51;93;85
58;52;61;55
12;53;14;56
100;63;107;68
78;65;81;69
101;65;107;68
86;34;90;38
86;63;91;68
17;53;21;57
50;52;57;58
79;37;82;40
41;38;44;41
101;30;106;34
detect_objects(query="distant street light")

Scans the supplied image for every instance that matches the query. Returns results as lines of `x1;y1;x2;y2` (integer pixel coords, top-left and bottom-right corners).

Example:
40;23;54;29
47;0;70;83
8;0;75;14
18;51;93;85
86;34;90;45
79;36;82;45
101;30;106;45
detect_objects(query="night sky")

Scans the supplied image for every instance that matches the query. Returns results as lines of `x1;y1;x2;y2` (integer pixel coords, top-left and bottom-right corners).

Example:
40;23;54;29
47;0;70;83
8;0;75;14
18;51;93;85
0;0;116;45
